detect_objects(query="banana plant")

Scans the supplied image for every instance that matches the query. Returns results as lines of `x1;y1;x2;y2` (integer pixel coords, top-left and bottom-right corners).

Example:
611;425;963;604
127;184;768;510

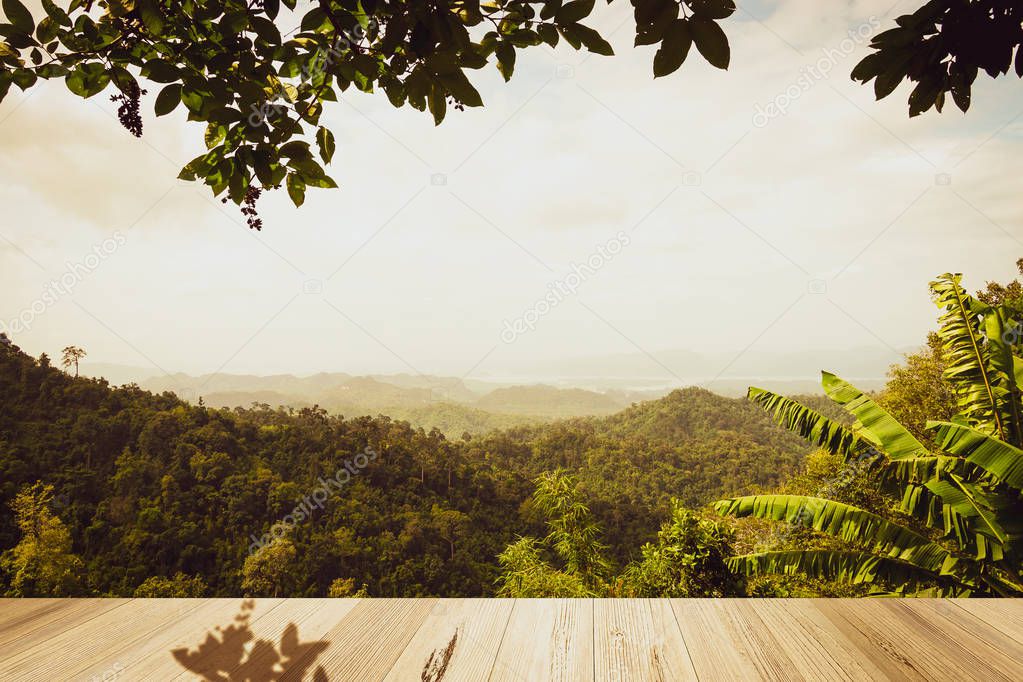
715;273;1023;596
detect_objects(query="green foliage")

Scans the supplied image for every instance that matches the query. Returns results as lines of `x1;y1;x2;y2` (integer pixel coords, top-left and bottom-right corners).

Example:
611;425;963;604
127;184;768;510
496;471;610;596
977;258;1023;310
0;482;84;596
852;1;1023;116
716;270;1023;597
499;476;746;597
619;501;744;597
327;576;367;597
0;0;735;209
715;495;968;592
133;571;208;597
932;272;1023;445
496;536;591;597
877;333;957;445
60;345;86;377
531;470;610;584
1;332;807;597
747;385;859;457
241;536;296;597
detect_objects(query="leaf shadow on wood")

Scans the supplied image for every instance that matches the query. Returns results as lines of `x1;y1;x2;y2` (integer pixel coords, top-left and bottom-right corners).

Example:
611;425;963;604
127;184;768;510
170;599;329;681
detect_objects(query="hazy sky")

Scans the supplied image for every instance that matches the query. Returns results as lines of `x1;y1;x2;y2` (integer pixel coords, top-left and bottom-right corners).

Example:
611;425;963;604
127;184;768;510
1;0;1020;381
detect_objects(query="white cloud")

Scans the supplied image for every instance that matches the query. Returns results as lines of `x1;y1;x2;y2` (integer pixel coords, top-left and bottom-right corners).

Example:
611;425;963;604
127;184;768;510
1;0;1020;379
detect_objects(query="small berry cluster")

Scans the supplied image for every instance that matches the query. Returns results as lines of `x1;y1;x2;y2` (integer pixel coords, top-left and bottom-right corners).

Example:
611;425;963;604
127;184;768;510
222;185;269;231
111;82;147;138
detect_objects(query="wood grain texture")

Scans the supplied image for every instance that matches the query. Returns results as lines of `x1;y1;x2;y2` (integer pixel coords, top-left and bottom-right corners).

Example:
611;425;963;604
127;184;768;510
489;598;594;682
592;598;697;682
0;598;1020;681
385;598;513;682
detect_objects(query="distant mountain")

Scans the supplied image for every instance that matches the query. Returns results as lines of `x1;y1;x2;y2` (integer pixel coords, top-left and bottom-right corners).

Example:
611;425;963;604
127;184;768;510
79;362;164;386
87;347;895;435
476;385;625;417
142;372;458;408
143;371;355;401
492;345;911;388
138;371;639;433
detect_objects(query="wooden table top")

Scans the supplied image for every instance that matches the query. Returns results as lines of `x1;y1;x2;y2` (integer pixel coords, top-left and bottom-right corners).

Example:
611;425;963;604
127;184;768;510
1;598;1021;681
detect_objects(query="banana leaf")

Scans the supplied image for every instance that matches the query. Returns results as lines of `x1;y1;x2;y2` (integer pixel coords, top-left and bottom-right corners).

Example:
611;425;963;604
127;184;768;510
714;495;961;576
821;372;929;460
929;421;1023;490
931;274;1010;441
725;550;975;595
747;386;859;457
924;473;1013;544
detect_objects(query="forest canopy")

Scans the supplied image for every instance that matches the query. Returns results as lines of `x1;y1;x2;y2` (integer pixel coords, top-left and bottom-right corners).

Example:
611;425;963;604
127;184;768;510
0;332;815;597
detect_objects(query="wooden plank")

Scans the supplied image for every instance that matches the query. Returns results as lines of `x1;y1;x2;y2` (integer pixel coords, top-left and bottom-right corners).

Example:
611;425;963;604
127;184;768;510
592;598;697;681
127;598;287;681
489;598;593;682
74;598;356;681
384;598;513;682
280;598;436;681
672;598;803;680
0;598;203;681
816;599;1021;681
0;598;127;654
813;600;929;681
888;600;1023;680
0;598;66;628
951;598;1023;645
169;598;330;681
2;597;1022;681
741;600;882;681
72;598;212;681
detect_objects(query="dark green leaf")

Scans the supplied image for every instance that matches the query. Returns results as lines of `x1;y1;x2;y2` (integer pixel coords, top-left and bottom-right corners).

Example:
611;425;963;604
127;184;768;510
305;174;337;189
279;140;311;159
690;0;736;20
556;0;594;24
41;0;70;27
436;68;483;107
873;70;902;99
653;19;691;78
35;16;58;44
37;62;68;77
315;127;335;163
142;59;180;83
538;24;559;48
573;24;613;56
428;83;446;124
286;173;306;206
495;42;515;81
65;63;109;98
2;0;34;35
137;0;164;34
154;83;181;115
691;18;729;70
